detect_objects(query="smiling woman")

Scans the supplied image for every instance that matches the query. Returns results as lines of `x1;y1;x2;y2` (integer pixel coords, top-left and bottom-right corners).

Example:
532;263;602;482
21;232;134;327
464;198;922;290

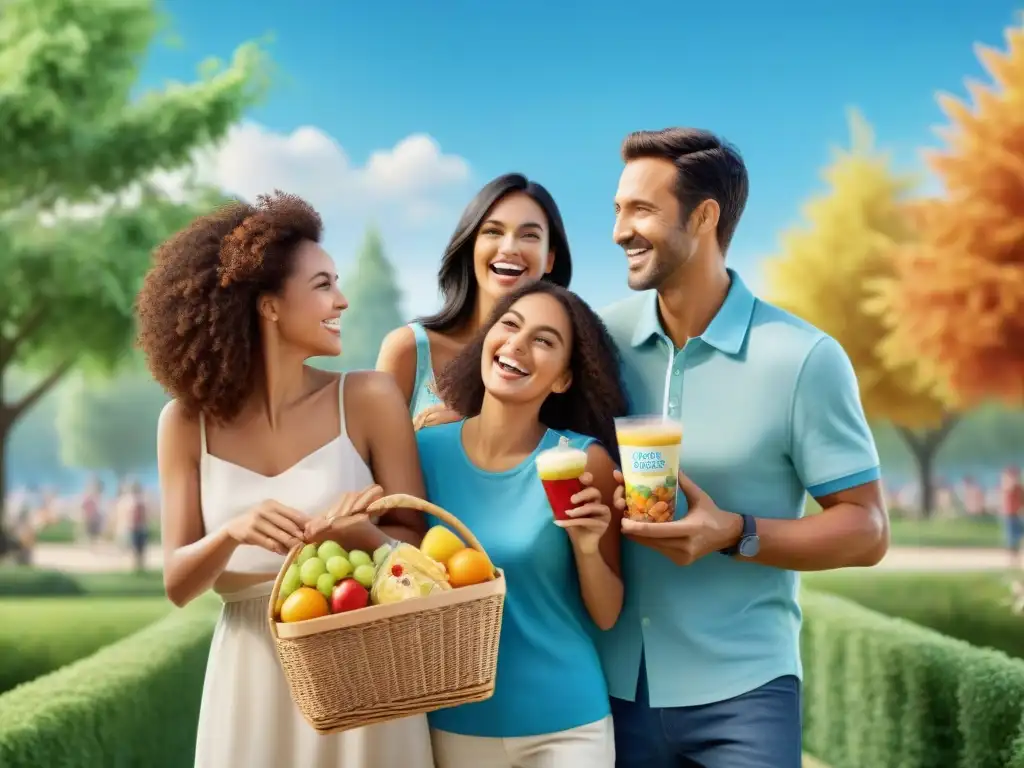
133;191;434;768
413;280;628;767
375;173;574;420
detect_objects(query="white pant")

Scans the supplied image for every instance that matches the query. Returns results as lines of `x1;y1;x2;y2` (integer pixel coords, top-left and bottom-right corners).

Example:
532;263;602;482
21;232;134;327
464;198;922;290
431;716;614;768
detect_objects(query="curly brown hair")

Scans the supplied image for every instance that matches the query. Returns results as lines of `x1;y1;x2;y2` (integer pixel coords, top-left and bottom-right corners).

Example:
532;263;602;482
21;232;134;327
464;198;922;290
135;191;323;423
436;281;628;455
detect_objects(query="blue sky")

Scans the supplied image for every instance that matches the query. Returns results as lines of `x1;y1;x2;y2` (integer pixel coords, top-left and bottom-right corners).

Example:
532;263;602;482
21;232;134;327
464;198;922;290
139;0;1022;318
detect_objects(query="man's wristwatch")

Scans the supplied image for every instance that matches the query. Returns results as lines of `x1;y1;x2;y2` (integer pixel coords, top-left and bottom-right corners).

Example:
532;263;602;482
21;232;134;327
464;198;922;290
719;514;760;558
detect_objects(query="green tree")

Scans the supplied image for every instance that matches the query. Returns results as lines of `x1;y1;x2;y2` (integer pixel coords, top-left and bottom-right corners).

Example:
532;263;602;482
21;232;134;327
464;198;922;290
0;0;268;537
319;227;406;372
56;371;169;480
762;111;956;517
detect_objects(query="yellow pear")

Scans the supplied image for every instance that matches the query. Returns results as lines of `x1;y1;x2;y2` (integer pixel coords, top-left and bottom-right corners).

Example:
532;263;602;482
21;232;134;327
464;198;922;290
420;525;466;566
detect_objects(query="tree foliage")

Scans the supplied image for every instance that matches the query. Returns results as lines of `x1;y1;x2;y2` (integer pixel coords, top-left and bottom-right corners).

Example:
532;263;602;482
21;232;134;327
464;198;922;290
56;370;168;478
763;110;951;427
325;227;406;372
0;0;268;536
873;24;1024;407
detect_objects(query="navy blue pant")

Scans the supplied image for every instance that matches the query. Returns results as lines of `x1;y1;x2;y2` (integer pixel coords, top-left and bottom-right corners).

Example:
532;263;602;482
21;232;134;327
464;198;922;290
610;662;802;768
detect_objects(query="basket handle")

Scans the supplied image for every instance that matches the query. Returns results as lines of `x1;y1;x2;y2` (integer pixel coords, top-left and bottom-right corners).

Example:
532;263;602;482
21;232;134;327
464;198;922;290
366;493;494;566
267;493;495;635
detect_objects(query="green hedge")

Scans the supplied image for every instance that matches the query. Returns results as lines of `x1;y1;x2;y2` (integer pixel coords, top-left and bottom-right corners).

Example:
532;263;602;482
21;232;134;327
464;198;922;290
804;571;1024;661
0;567;166;597
0;596;173;693
0;598;218;767
801;589;1024;768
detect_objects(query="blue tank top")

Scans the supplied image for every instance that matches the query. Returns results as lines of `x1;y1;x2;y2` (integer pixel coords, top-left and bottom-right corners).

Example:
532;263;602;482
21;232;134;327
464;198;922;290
416;421;611;738
408;322;443;418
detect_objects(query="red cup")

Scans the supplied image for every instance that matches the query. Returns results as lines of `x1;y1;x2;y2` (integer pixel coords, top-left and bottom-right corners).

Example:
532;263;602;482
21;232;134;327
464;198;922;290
536;444;588;520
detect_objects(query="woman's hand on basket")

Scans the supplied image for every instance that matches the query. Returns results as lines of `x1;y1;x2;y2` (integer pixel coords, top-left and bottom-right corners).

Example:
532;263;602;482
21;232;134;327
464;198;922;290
555;473;612;555
303;484;386;543
225;500;311;555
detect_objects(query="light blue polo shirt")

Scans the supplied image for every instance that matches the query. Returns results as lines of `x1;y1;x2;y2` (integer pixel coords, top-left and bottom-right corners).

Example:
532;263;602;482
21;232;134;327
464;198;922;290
597;268;880;708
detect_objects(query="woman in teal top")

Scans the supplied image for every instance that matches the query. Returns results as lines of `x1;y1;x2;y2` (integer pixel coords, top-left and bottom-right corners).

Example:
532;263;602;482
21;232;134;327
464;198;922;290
376;173;573;422
416;280;628;767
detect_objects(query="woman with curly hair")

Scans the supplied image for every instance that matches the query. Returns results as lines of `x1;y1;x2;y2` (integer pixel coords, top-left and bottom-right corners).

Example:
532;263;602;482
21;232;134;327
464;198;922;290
136;191;434;768
415;280;628;767
376;173;572;427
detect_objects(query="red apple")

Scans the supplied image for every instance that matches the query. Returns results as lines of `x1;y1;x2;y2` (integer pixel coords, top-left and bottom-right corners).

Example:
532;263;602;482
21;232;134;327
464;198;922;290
330;578;369;613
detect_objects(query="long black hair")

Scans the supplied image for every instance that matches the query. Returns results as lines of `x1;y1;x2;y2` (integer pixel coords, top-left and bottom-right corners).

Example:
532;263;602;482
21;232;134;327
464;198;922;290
417;173;573;333
436;280;627;456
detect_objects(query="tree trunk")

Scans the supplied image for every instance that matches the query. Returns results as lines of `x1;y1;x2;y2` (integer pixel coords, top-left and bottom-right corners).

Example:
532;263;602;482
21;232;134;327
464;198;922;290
895;413;961;519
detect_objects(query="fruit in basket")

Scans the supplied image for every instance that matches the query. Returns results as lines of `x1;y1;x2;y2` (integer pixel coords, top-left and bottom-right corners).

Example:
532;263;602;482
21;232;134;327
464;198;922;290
326;554;353;580
330;578;370;613
300;556;327;586
297;543;319;565
280;587;330;622
316;572;338;598
353;563;376;588
373;543;392;566
348;549;372;568
420;525;465;566
317;540;346;562
446;548;493;588
280;564;302;597
370;542;452;605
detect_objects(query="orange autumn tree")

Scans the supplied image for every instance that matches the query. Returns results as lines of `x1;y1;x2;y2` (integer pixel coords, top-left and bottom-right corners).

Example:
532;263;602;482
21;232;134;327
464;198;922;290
764;111;955;516
874;24;1024;409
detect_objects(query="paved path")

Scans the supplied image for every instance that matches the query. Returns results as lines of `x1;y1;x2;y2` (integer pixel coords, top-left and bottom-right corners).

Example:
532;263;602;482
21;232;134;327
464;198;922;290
20;542;1014;574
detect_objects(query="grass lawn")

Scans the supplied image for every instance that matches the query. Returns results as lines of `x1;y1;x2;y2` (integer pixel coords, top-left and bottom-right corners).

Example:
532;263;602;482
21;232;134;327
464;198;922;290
887;515;1003;549
0;595;174;693
34;518;162;544
803;569;1024;659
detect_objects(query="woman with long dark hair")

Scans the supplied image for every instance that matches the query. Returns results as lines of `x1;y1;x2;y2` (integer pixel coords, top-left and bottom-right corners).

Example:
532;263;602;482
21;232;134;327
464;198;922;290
376;173;572;424
415;280;628;767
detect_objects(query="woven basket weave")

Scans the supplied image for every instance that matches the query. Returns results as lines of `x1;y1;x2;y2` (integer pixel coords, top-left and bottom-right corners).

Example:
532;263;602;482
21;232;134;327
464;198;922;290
268;493;506;735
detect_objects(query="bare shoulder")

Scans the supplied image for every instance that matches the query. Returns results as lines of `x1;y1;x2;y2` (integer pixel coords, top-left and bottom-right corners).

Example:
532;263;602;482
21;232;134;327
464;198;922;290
157;399;201;460
379;326;417;361
375;326;417;401
346;370;407;410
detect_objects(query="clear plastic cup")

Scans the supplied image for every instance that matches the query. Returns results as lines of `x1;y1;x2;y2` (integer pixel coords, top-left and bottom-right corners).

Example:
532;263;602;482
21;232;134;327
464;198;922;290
614;416;683;523
536;442;589;521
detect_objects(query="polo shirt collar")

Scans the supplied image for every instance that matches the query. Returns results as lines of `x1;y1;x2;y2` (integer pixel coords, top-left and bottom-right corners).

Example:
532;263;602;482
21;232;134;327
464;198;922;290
630;268;756;355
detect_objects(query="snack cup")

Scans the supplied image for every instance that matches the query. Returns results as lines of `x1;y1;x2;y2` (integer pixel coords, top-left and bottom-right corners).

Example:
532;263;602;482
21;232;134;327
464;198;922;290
614;416;683;523
536;441;588;520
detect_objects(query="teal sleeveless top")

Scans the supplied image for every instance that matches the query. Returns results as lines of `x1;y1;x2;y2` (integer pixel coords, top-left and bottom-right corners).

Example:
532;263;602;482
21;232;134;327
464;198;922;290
416;421;611;738
408;322;443;417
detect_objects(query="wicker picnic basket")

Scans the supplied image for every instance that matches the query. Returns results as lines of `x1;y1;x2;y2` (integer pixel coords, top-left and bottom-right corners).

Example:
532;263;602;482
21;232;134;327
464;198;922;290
268;493;506;735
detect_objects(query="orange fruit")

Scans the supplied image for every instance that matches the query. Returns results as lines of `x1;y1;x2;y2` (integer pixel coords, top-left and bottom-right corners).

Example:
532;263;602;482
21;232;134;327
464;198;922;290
446;548;493;588
279;587;330;622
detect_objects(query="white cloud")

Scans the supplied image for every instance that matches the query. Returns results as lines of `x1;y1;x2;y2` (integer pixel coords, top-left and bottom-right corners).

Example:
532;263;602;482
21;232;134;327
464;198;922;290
37;121;473;321
196;122;472;225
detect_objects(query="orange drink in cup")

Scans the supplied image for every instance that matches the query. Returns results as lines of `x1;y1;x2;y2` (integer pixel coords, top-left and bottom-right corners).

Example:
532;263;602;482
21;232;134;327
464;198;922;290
614;416;683;523
536;439;589;521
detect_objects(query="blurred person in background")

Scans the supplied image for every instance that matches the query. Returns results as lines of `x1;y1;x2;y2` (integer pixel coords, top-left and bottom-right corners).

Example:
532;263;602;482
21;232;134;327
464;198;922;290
115;479;150;572
1000;465;1024;570
79;476;105;546
960;475;987;518
377;173;573;426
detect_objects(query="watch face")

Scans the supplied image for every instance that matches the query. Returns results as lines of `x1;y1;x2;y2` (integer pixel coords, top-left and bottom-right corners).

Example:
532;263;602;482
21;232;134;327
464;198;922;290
739;536;760;557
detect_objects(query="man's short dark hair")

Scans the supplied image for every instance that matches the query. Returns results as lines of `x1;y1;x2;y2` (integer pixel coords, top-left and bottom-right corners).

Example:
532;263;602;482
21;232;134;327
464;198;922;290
621;128;749;252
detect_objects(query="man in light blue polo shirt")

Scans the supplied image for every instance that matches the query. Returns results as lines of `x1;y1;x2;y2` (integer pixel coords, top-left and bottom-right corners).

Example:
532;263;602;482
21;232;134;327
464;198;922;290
599;127;890;768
